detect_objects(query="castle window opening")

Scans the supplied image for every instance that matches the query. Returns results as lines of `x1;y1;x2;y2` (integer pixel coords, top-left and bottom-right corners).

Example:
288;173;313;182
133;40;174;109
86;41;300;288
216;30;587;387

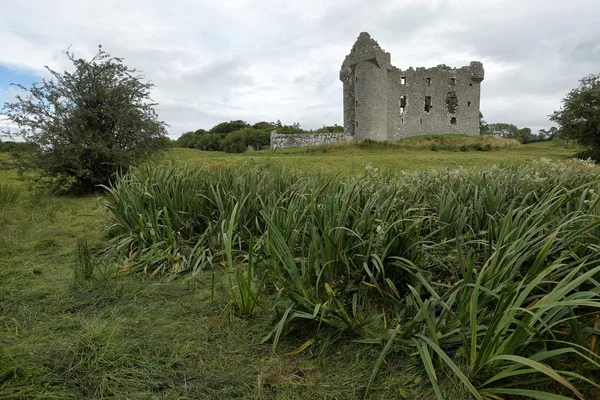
424;96;432;112
401;117;404;124
450;77;456;85
446;91;458;113
356;99;358;106
356;76;358;82
356;120;359;127
469;83;473;87
467;101;471;107
426;77;431;86
450;117;457;125
420;118;423;124
400;76;406;85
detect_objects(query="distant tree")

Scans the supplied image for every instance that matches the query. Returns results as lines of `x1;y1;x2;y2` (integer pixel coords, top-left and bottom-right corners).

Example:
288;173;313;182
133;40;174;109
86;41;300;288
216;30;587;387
314;124;344;133
0;46;168;194
517;127;535;143
550;73;600;160
487;123;519;139
277;123;306;135
479;112;489;135
538;127;558;141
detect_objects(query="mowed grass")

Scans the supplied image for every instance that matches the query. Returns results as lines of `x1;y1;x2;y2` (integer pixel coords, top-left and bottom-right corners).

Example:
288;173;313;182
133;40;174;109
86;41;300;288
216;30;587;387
1;138;594;399
167;140;576;174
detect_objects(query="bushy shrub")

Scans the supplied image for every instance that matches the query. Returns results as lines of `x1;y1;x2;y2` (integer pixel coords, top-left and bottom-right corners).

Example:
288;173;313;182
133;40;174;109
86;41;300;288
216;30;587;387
575;147;600;162
220;128;270;153
0;47;168;194
459;143;492;152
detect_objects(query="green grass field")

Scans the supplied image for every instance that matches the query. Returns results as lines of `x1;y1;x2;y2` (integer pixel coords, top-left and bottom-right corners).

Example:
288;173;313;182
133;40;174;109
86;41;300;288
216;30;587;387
166;141;576;175
2;139;598;399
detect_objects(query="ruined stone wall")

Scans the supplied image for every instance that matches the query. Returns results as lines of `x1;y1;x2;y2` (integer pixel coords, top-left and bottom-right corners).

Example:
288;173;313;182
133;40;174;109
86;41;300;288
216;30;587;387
270;131;354;150
388;62;483;139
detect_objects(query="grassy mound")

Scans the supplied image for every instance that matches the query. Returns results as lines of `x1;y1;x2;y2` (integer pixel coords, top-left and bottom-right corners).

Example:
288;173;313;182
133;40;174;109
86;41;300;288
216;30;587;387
279;134;520;154
394;134;520;151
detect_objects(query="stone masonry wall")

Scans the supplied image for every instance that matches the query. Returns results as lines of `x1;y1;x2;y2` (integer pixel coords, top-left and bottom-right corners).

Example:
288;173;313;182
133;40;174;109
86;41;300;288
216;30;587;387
387;63;483;139
270;131;354;150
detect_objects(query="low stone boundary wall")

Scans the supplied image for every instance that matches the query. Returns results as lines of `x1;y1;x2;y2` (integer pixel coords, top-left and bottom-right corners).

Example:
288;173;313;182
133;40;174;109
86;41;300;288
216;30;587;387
270;131;354;150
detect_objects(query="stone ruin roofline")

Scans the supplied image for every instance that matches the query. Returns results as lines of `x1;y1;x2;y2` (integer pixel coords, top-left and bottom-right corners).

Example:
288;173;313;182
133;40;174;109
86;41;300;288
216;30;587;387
345;31;482;74
391;65;478;73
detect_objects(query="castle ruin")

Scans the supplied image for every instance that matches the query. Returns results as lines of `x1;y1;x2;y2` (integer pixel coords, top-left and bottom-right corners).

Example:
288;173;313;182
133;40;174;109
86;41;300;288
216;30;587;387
341;32;484;140
270;32;484;149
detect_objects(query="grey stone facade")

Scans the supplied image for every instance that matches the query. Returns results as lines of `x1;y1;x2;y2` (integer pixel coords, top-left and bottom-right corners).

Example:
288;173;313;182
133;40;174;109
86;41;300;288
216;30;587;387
270;131;353;150
340;32;484;140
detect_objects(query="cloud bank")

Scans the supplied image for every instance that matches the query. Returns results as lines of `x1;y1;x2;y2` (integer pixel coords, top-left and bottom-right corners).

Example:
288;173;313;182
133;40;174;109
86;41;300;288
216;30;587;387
1;0;598;138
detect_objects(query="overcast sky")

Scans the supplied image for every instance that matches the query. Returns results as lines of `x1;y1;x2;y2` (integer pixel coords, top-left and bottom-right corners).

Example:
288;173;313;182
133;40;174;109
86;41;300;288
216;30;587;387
1;0;599;138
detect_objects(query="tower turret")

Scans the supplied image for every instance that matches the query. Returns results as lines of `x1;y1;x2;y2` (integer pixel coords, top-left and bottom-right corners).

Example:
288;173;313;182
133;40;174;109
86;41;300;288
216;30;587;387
340;32;392;141
470;61;485;83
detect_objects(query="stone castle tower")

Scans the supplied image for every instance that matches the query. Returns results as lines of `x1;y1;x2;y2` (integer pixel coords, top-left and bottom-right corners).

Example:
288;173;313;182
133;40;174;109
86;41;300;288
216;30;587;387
340;32;484;140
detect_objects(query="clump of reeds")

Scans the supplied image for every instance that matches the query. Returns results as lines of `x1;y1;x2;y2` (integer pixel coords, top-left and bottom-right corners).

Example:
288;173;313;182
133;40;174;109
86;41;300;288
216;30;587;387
101;158;600;398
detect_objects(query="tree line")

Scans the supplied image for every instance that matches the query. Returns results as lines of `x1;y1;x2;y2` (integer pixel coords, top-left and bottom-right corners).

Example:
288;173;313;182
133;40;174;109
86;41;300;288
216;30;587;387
175;121;343;153
479;113;556;144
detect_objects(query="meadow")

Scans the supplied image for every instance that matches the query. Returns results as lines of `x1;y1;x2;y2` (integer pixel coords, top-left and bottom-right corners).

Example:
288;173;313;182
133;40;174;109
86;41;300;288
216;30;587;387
1;138;599;399
167;138;574;174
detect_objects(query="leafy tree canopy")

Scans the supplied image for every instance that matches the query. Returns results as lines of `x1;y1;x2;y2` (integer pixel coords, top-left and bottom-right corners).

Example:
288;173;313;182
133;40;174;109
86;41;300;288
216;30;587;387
252;121;275;130
210;120;250;134
550;73;600;160
479;112;489;135
487;122;519;139
1;46;168;194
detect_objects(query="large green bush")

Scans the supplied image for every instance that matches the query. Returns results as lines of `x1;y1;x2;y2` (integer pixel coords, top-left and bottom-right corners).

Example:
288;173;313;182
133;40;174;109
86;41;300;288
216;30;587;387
175;122;271;153
0;47;168;194
551;73;600;161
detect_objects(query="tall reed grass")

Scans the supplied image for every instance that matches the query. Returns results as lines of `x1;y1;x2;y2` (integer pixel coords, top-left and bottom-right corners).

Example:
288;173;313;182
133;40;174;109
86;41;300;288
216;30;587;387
102;158;600;398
